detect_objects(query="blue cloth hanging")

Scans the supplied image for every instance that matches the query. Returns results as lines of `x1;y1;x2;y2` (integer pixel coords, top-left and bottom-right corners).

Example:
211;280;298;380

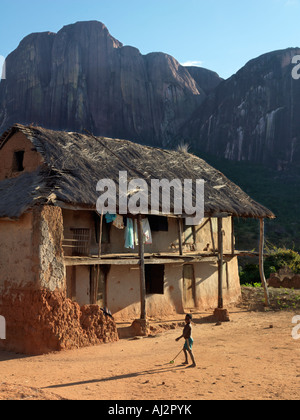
124;218;134;249
105;213;117;223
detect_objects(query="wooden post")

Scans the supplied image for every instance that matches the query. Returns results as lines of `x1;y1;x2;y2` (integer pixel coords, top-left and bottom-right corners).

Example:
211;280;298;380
217;217;224;309
259;218;270;307
192;225;197;251
94;211;103;305
137;214;146;320
214;216;230;321
177;217;183;256
231;216;235;256
98;211;103;258
209;217;216;255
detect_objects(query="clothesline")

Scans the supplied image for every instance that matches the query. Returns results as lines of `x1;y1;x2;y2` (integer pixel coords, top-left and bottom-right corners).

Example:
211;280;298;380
105;213;153;249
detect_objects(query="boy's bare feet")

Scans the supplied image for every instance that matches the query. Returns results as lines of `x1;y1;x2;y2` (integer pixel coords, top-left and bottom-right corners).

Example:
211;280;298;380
186;363;196;368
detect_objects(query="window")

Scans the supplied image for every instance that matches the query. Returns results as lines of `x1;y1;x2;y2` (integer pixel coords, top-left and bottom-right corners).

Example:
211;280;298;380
70;228;91;256
148;215;168;232
145;264;165;295
12;150;25;172
90;265;110;306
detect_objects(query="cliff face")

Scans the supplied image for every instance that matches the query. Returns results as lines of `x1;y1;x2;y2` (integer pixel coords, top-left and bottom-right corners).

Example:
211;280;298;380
181;48;300;170
1;21;299;170
0;21;205;147
185;66;223;95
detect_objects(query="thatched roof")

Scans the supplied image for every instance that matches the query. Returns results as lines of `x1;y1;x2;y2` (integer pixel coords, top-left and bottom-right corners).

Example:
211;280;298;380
0;124;275;220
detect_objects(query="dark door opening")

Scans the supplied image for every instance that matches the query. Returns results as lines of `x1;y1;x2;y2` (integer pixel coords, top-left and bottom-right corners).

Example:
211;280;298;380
145;264;165;295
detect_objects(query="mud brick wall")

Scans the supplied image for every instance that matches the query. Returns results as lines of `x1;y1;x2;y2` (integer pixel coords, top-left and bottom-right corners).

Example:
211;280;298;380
268;273;300;289
0;288;119;355
81;305;119;344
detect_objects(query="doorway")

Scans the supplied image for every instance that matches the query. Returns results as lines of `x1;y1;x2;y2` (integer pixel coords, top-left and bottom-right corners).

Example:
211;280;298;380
182;264;196;309
90;265;110;307
65;265;90;306
66;265;110;307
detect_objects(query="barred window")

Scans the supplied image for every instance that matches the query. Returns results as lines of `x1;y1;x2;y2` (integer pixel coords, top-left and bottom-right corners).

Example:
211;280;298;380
70;228;91;256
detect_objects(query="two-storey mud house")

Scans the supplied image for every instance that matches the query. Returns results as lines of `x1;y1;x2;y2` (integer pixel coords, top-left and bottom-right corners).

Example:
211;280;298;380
0;124;275;354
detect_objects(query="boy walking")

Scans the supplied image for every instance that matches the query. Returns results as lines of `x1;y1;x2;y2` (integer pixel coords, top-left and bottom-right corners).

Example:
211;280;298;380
176;314;196;367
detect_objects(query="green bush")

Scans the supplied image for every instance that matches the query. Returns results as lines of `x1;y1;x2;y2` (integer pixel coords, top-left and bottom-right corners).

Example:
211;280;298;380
239;246;300;285
264;246;300;275
240;263;260;285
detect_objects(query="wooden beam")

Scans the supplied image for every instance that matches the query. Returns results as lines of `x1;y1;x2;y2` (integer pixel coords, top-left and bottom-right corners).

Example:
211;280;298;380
259;218;270;307
137;214;146;320
64;255;220;266
64;258;140;266
64;249;266;267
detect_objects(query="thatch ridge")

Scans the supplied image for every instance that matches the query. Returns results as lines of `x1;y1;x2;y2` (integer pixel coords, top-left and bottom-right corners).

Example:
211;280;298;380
0;124;275;219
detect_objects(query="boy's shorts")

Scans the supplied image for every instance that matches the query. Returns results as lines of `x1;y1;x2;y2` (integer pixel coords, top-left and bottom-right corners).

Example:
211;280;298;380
184;338;194;351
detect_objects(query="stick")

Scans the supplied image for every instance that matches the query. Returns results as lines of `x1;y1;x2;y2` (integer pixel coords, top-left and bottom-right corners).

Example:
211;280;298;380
170;349;183;364
259;218;270;307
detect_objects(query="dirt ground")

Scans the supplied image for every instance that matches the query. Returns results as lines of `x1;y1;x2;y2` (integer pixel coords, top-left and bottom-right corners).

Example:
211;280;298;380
0;288;299;401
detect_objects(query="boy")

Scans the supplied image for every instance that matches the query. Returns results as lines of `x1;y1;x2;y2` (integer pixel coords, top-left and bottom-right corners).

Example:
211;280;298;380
176;314;196;367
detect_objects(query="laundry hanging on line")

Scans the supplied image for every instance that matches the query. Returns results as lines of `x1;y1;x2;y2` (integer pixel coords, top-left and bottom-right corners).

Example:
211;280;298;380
113;214;124;230
124;218;134;249
105;213;117;223
125;217;152;249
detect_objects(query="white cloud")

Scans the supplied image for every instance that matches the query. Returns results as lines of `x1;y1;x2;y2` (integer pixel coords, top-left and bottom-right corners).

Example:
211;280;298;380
181;60;203;67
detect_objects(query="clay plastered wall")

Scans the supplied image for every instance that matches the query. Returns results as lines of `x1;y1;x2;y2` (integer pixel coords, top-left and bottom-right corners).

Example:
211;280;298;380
268;273;300;289
146;264;184;317
34;206;65;291
0;132;43;181
109;217;180;255
0;289;119;355
106;216;234;255
194;257;241;309
195;217;233;254
0;205;119;355
107;264;184;321
0;206;66;296
61;211;234;257
107;265;141;320
107;258;241;321
0;212;35;295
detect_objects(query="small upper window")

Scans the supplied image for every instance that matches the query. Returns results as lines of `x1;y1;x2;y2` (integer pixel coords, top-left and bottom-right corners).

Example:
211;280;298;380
12;151;25;172
148;215;168;232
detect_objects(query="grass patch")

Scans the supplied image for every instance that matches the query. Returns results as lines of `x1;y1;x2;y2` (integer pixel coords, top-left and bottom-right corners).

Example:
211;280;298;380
240;286;300;311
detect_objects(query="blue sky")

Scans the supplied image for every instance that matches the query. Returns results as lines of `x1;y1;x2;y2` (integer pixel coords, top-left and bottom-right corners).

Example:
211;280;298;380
0;0;299;79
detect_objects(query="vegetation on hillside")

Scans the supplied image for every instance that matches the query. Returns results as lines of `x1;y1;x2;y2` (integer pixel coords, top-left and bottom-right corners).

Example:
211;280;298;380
239;245;300;285
193;150;300;252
